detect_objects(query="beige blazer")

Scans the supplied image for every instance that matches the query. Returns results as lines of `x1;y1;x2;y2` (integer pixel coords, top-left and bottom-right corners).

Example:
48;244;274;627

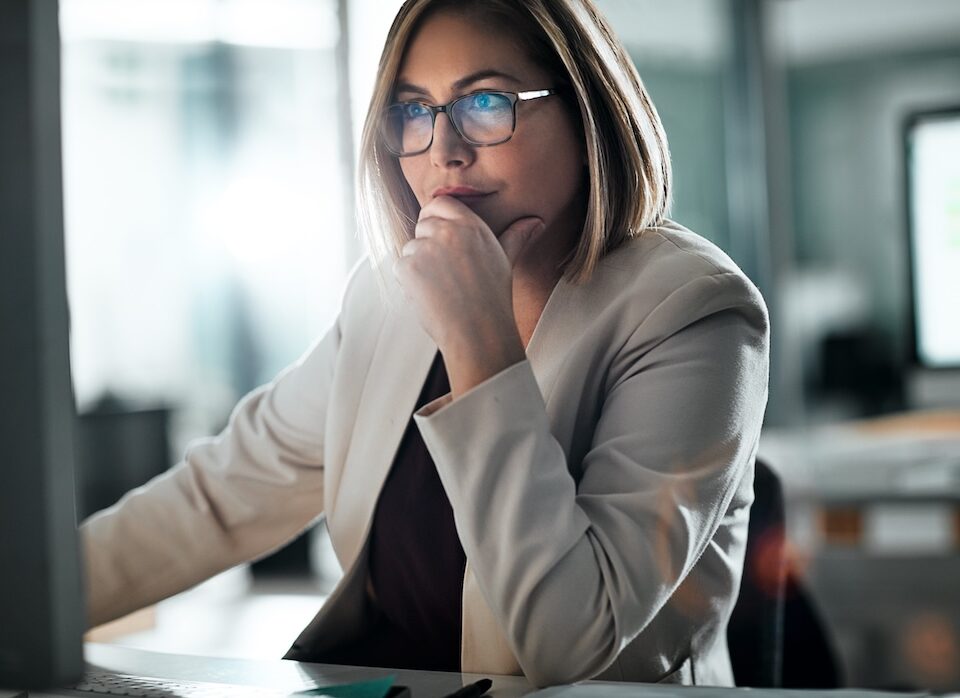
81;220;769;687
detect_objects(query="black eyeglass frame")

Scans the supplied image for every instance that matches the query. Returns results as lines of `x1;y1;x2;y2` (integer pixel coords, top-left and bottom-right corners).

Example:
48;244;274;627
381;88;558;157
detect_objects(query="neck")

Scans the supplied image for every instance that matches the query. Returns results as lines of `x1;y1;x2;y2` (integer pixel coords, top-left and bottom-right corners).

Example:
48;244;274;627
510;234;571;348
512;277;556;348
509;192;586;347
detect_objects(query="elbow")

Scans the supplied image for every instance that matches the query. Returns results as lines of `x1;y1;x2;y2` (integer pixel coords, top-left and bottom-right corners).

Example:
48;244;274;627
519;644;618;688
505;565;631;686
512;614;622;688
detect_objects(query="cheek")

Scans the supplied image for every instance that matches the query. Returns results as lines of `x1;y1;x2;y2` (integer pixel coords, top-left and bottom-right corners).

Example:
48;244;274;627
520;110;583;183
520;136;584;208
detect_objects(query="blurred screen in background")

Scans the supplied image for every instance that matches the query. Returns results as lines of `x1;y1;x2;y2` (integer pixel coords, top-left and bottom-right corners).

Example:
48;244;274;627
907;109;960;370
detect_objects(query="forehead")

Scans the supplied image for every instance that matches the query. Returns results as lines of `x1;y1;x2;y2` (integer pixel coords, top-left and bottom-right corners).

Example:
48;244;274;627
396;11;544;94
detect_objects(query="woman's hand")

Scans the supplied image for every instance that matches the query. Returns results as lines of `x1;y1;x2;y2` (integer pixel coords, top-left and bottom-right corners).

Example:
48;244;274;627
393;195;544;397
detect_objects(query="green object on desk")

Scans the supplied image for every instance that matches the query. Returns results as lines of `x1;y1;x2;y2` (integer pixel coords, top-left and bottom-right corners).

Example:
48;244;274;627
291;675;395;698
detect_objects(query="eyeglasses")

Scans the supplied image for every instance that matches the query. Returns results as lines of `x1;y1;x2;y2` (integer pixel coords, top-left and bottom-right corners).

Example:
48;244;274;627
381;89;558;157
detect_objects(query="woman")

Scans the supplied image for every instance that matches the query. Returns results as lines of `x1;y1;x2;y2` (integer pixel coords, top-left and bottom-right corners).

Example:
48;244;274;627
82;0;769;687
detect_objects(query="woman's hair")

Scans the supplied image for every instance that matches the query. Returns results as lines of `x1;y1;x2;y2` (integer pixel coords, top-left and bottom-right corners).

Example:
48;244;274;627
357;0;671;284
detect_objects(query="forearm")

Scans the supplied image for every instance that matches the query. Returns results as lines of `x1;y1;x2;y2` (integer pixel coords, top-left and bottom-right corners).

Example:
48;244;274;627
82;430;326;627
81;462;286;627
82;329;337;627
415;275;769;685
417;363;639;683
439;319;526;399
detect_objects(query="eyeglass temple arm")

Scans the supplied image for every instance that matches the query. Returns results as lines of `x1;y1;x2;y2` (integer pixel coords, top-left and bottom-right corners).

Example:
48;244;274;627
517;89;555;101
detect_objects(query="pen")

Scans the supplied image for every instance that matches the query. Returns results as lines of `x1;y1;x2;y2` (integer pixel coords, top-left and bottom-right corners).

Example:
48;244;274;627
443;677;493;698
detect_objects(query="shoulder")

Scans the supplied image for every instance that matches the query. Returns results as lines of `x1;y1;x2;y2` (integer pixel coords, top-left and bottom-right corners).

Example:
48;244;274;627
595;220;766;321
556;221;768;354
603;220;758;293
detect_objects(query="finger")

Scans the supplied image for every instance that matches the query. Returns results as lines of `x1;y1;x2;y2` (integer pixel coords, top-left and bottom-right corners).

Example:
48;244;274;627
392;255;408;288
413;216;447;240
499;217;544;268
401;238;422;256
418;194;478;223
393;252;420;288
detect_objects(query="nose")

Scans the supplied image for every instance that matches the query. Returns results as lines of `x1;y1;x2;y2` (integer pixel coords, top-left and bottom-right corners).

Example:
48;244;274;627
429;112;474;169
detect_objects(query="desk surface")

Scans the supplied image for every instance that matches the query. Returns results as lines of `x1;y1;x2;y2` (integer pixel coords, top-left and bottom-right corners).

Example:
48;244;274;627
11;644;937;698
80;643;530;697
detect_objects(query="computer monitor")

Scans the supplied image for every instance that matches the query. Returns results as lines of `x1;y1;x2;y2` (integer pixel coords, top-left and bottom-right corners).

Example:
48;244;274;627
0;0;86;689
904;105;960;407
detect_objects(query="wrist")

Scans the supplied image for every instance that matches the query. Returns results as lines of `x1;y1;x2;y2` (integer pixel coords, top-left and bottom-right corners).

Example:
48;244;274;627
440;326;526;398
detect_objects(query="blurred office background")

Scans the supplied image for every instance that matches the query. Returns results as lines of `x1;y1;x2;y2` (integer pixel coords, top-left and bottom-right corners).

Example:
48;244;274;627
61;0;960;691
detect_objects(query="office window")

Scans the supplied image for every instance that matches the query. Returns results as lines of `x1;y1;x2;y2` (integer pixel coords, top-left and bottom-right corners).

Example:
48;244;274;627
60;0;353;452
596;0;732;252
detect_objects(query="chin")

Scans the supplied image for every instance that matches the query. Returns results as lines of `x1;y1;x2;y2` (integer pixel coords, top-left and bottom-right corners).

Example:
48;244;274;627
471;209;507;237
489;219;511;238
480;209;515;237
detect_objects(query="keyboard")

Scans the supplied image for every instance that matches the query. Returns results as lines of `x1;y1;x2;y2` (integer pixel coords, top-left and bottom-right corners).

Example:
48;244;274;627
68;669;308;697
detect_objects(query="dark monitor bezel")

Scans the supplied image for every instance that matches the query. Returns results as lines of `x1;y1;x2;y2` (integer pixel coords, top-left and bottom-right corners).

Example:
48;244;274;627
0;0;86;689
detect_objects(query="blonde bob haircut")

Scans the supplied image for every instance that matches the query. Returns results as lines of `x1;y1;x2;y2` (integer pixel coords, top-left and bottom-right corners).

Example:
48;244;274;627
357;0;672;284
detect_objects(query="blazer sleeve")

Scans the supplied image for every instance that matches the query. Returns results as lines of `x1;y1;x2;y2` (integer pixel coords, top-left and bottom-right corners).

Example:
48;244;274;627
81;316;339;629
414;270;769;687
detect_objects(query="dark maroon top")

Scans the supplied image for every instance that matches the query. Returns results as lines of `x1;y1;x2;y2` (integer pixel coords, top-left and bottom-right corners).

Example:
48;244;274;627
310;353;467;671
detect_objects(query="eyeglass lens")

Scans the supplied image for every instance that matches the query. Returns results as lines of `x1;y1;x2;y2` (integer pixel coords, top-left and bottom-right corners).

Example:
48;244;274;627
383;92;516;155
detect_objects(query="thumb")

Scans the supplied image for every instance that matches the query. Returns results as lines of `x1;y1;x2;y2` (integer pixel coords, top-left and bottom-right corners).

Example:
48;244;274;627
499;217;544;268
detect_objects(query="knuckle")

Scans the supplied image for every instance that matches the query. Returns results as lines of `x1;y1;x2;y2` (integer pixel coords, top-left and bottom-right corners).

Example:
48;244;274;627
414;219;435;238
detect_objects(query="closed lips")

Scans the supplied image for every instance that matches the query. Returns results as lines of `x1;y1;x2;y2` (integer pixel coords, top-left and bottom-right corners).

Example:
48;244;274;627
432;186;492;198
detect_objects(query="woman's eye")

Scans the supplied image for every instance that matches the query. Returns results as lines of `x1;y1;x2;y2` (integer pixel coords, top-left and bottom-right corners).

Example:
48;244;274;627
470;93;494;110
403;103;428;119
465;92;510;114
474;93;492;109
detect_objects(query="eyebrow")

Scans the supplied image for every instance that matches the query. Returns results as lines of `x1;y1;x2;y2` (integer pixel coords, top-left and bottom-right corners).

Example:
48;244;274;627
394;69;522;100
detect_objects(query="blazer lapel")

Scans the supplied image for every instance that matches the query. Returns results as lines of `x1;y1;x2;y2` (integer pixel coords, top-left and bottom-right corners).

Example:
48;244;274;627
328;297;437;570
